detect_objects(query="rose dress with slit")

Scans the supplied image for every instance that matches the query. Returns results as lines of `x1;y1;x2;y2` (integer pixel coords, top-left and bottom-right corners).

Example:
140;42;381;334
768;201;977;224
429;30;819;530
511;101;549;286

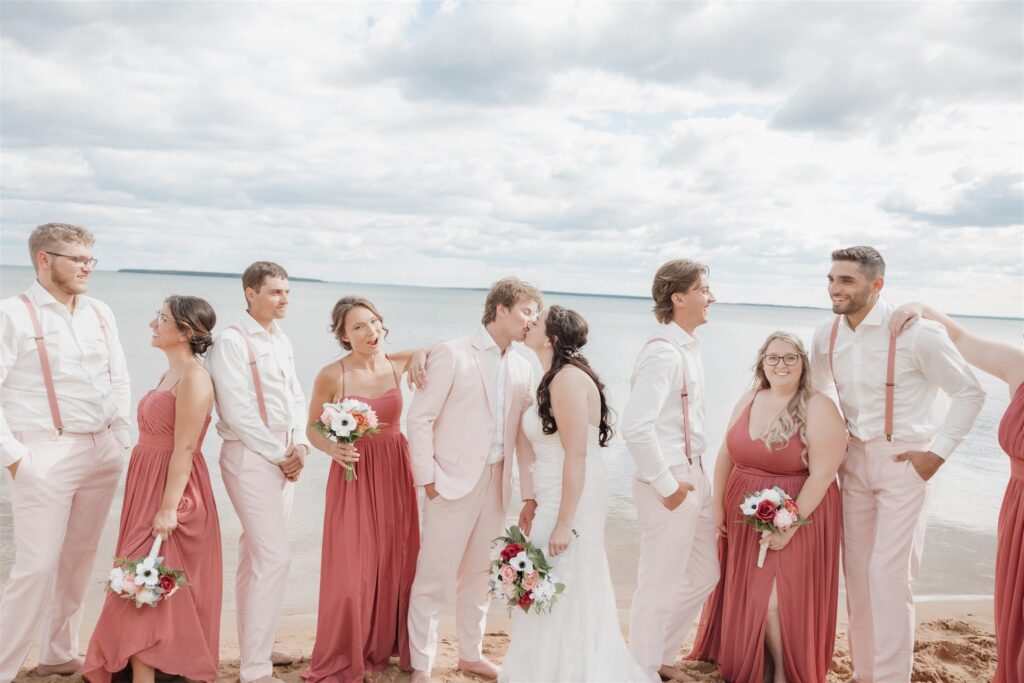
689;397;841;683
83;387;221;683
995;382;1024;683
301;358;420;683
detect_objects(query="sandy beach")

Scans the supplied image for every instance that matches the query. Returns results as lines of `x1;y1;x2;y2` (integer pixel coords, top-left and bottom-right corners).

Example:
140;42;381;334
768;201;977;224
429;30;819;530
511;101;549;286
12;598;997;682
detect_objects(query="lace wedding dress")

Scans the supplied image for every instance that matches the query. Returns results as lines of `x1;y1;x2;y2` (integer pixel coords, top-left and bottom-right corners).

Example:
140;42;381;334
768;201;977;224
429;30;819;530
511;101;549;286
499;407;654;683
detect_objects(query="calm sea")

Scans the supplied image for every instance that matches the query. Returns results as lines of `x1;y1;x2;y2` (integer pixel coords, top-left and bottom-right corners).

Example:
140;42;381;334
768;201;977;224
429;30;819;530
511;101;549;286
1;266;1020;628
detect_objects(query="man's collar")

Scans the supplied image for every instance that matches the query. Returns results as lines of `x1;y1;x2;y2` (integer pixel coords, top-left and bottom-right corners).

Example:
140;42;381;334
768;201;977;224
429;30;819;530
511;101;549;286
28;280;71;310
660;320;698;347
240;311;277;336
478;325;500;351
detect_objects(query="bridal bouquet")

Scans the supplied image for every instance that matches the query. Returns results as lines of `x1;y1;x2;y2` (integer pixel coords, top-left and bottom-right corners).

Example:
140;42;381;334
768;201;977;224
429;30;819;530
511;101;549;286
107;537;186;608
738;486;809;568
487;525;565;615
313;399;380;481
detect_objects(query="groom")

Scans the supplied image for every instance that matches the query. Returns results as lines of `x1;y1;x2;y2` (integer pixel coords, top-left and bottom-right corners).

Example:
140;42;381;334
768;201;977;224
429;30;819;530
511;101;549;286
406;276;542;682
623;258;720;681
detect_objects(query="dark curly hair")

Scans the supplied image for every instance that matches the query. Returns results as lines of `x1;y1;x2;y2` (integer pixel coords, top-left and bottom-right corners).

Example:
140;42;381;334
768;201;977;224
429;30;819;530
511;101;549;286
165;295;216;356
536;305;614;446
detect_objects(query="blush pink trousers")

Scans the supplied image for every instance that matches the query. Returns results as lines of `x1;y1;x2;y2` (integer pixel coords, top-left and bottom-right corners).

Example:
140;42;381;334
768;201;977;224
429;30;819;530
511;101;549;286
0;430;123;683
220;434;294;683
407;462;505;674
628;462;720;678
841;437;931;683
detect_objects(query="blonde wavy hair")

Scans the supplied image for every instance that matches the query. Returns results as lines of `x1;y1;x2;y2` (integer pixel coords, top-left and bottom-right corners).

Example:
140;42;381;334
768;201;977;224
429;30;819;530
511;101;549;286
751;331;812;462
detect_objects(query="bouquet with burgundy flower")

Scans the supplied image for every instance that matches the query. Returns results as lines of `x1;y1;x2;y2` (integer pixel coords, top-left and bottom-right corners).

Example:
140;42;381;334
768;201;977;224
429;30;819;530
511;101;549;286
106;537;186;608
738;486;810;567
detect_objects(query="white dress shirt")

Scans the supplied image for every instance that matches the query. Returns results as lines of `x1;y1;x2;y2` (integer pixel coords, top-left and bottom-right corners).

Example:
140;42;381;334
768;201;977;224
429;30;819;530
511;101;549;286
206;313;310;464
809;297;984;459
0;281;132;466
622;322;707;498
480;326;508;465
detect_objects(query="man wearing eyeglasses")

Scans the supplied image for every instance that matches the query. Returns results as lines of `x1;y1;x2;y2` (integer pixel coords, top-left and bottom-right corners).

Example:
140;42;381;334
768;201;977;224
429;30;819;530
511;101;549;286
0;223;131;683
809;246;984;683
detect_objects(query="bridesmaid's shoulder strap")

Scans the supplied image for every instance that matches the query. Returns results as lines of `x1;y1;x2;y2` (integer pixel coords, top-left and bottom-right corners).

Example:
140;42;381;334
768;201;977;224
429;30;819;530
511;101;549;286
385;354;400;389
338;357;346;398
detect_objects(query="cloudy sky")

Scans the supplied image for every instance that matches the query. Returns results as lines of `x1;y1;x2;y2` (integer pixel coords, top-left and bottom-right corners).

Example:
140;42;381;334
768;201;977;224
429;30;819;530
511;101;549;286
1;1;1021;317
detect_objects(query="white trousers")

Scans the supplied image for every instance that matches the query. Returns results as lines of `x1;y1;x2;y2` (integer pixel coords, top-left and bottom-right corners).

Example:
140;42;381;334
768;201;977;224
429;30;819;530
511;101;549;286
220;437;294;683
842;437;931;683
0;431;123;683
407;463;505;673
628;462;719;677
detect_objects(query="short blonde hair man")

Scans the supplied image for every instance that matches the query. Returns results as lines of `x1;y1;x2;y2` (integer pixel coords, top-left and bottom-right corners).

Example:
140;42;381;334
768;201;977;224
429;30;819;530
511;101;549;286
27;223;95;271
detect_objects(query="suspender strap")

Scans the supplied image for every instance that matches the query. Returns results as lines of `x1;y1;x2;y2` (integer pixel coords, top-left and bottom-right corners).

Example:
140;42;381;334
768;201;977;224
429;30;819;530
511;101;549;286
645;337;692;464
884;331;897;441
18;294;64;434
85;299;113;382
228;325;270;428
828;316;897;441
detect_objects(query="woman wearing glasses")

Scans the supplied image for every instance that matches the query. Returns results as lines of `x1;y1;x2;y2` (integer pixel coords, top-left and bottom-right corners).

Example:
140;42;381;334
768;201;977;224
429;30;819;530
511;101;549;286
84;297;222;683
689;332;846;683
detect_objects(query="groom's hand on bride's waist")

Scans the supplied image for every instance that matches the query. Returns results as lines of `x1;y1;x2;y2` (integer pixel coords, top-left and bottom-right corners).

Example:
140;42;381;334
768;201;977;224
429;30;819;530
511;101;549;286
661;482;695;511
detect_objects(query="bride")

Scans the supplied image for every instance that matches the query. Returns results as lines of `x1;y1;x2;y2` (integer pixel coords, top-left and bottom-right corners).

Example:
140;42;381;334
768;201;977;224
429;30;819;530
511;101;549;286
500;305;654;683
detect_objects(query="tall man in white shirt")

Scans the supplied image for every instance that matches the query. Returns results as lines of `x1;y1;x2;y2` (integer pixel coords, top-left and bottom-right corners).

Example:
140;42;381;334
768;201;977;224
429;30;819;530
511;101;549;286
0;224;131;683
809;246;984;683
206;261;310;683
623;259;720;682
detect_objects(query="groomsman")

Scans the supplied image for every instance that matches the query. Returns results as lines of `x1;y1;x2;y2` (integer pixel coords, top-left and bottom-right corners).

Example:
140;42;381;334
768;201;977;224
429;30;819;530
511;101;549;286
207;261;310;683
0;224;131;683
809;246;984;682
623;259;720;682
406;277;541;683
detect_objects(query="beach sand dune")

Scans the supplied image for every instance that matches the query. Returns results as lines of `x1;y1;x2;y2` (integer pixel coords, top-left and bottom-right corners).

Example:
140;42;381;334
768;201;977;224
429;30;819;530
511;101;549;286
12;611;997;683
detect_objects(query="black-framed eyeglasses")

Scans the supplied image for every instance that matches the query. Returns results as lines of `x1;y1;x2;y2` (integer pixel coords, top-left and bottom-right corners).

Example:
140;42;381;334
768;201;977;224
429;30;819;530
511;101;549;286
153;311;172;324
45;251;98;268
763;354;801;366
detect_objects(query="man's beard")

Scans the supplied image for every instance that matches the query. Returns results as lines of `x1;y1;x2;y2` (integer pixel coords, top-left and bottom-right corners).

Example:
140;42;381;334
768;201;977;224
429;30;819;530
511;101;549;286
52;267;86;295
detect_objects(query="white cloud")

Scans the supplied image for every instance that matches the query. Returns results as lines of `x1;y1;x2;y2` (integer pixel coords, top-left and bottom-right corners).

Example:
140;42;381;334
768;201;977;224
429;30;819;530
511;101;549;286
1;0;1021;317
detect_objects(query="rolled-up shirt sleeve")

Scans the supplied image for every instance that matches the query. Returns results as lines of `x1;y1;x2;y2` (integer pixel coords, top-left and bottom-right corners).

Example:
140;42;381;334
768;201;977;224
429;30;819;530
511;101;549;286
622;344;682;498
913;324;985;460
0;308;30;467
207;332;287;463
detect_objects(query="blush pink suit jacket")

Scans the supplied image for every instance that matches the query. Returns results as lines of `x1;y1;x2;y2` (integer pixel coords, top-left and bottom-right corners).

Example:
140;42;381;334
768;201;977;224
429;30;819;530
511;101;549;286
407;328;535;507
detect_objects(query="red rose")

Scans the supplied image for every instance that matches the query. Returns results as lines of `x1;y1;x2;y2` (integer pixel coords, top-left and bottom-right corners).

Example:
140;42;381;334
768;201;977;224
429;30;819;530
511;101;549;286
159;575;176;592
517;592;533;608
500;543;524;562
755;500;777;523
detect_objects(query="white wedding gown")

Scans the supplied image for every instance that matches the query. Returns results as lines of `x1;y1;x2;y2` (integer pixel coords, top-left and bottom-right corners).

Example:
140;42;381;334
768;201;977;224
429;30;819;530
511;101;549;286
499;407;654;683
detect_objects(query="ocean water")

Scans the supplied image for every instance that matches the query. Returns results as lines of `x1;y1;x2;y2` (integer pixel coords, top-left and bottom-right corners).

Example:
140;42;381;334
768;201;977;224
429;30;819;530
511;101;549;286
1;266;1020;628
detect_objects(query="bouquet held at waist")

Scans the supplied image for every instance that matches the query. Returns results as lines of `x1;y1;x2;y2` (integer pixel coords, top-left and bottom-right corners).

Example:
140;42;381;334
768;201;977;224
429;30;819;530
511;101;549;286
313;399;381;481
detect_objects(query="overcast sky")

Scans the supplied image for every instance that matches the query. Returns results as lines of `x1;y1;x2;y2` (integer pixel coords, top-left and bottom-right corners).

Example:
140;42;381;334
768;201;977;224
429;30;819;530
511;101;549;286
1;1;1021;317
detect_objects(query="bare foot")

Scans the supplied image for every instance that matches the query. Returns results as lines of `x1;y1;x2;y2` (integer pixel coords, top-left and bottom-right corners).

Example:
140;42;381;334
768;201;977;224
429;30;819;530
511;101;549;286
36;659;83;676
457;658;500;679
409;670;431;683
270;650;297;666
658;664;688;681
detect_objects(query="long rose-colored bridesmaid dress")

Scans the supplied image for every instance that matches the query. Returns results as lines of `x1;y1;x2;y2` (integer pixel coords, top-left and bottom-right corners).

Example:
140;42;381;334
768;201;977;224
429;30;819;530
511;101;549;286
302;359;420;683
690;397;841;683
995;383;1024;683
83;388;222;683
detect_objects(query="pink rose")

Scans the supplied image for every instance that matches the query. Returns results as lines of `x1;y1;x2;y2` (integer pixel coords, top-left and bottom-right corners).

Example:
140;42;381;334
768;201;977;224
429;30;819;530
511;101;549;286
774;509;795;530
320;406;339;425
367;412;379;428
522;571;539;591
499;565;517;583
121;577;140;594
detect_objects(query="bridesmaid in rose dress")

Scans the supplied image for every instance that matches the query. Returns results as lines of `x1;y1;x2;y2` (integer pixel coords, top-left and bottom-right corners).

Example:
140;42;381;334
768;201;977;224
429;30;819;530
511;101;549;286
84;296;220;683
301;297;426;683
892;303;1024;683
690;331;846;683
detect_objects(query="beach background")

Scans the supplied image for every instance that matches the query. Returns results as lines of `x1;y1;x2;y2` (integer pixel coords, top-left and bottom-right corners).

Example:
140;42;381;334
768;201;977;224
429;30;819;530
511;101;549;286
1;265;1018;681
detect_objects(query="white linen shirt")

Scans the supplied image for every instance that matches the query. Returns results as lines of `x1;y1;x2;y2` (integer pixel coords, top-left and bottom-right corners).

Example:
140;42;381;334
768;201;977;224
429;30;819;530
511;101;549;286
622;322;707;497
206;313;310;464
480;326;508;465
0;281;132;466
809;297;984;459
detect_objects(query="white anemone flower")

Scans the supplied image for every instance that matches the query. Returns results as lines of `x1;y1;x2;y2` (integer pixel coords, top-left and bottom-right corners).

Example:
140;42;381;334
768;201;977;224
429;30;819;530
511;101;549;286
331;412;357;438
136;589;159;607
740;497;759;516
511;551;534;574
763;488;784;505
135;564;160;587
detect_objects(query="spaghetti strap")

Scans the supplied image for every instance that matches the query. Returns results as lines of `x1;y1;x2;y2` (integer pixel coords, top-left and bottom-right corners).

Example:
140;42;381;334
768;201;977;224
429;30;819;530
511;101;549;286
387;356;399;387
339;358;346;398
